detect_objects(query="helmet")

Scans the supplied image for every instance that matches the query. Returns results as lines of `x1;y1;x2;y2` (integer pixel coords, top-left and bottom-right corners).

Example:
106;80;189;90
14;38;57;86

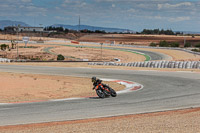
92;76;96;82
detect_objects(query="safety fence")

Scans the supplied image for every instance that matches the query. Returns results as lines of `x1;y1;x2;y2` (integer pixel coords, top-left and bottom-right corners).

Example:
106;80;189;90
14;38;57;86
88;61;200;69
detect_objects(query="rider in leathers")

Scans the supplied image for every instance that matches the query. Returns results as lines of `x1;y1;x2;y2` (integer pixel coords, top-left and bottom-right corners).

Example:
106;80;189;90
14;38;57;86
92;77;102;90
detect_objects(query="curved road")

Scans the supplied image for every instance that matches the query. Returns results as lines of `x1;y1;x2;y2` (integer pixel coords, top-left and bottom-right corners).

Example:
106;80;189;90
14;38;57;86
104;47;172;60
0;64;200;126
42;44;171;61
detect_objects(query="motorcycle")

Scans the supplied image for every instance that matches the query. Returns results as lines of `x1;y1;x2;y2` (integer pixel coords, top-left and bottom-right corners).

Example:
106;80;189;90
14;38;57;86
93;80;117;98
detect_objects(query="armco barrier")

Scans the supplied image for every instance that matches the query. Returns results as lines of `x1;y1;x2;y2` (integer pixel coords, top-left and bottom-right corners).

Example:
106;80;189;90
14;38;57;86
88;61;200;69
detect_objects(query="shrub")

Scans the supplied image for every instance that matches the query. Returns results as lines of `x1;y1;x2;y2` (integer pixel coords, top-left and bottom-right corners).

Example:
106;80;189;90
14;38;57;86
30;57;40;60
170;42;179;47
158;41;180;47
184;42;192;47
0;44;9;51
57;54;65;60
159;41;169;47
191;48;200;52
195;43;200;48
149;42;157;47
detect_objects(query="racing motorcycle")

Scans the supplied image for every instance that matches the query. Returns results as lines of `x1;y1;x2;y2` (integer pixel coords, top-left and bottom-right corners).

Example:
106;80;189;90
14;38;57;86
93;79;117;98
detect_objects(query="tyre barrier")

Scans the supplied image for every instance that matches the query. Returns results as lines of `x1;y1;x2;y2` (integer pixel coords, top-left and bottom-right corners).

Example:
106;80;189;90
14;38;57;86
88;61;200;69
0;58;11;63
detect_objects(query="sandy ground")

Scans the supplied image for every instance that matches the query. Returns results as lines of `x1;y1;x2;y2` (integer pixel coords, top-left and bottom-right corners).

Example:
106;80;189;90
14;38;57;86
48;42;200;62
0;34;69;42
77;34;200;46
0;42;145;62
133;48;200;61
1;34;199;62
1;34;200;132
1;41;199;62
0;42;56;60
0;72;124;103
1;107;200;133
52;46;145;62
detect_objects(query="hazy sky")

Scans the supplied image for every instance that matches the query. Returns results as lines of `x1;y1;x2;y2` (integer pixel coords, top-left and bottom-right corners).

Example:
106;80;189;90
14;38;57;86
0;0;200;32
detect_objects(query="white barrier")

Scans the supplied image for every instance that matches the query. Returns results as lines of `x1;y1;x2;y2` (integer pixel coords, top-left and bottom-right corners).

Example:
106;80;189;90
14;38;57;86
0;58;11;63
89;61;200;69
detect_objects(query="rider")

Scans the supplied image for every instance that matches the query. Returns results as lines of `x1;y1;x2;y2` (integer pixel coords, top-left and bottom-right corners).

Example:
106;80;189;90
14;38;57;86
92;76;102;90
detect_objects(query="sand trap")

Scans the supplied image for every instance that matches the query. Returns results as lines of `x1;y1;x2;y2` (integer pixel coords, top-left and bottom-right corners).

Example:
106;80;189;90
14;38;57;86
0;72;124;103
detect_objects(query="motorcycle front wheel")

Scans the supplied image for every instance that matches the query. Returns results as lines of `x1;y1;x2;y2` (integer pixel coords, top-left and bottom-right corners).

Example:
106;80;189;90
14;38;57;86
96;89;105;98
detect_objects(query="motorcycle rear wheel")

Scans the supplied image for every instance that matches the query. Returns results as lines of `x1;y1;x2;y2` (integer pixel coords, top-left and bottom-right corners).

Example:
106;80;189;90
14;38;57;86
110;89;117;97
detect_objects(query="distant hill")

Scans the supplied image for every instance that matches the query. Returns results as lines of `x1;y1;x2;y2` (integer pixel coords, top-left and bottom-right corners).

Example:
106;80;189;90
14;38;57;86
50;24;134;33
0;20;30;29
1;20;199;34
181;31;200;34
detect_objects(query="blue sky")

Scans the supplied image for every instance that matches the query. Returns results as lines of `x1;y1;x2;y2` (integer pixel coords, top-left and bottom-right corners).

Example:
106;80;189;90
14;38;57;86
0;0;200;32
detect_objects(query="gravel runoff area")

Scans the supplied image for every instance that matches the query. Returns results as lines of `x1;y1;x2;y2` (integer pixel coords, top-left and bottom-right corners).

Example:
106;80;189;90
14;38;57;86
0;72;124;103
0;107;200;133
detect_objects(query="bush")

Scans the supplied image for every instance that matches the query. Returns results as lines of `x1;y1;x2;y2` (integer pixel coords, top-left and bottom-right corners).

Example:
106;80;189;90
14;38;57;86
30;57;40;60
191;48;200;52
158;41;180;47
184;42;192;47
170;42;179;47
149;42;157;47
0;44;9;51
195;43;200;48
159;41;169;47
57;54;65;60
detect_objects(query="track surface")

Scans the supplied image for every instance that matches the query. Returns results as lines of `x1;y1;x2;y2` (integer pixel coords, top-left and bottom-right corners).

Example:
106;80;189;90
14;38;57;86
43;44;171;61
105;47;172;61
0;65;200;126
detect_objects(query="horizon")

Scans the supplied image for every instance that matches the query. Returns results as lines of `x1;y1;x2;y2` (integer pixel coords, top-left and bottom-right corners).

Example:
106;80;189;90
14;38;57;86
1;20;200;33
0;0;200;32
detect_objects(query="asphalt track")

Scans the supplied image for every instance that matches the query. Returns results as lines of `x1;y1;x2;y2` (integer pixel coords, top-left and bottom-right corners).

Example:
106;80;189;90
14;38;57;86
104;47;172;61
0;64;200;126
43;44;172;61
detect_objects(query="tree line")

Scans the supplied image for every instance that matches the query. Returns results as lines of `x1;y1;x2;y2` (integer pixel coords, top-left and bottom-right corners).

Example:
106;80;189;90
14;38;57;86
44;26;106;34
44;26;69;33
137;29;183;35
0;27;191;36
